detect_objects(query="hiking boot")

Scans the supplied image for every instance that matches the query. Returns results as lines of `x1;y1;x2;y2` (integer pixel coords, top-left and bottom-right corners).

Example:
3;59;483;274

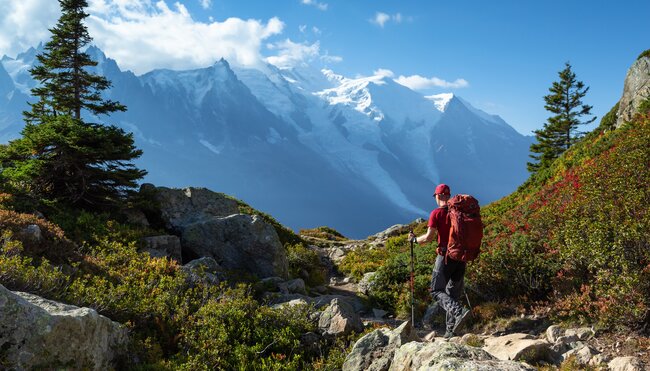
443;330;454;339
452;307;471;334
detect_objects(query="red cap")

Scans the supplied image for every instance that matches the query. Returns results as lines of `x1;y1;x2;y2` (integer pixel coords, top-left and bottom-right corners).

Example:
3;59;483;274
434;183;450;195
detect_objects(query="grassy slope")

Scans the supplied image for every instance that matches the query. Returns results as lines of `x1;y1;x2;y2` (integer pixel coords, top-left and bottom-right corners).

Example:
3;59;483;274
473;107;650;328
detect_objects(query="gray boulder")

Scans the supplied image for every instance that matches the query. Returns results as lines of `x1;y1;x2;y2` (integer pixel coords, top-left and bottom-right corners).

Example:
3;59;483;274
0;285;127;370
279;278;307;295
142;235;182;261
342;321;419;371
608;356;645;371
545;324;564;343
182;214;288;279
616;54;650;128
318;298;364;336
561;344;600;365
150;185;240;229
20;224;43;244
482;333;552;363
358;271;378;295
390;341;535;371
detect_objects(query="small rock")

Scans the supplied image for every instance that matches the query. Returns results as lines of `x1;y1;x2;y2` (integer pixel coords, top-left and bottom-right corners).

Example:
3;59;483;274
545;324;564;343
22;224;43;243
483;333;553;362
562;344;600;365
565;326;594;341
608;356;645;371
357;271;377;295
280;278;306;295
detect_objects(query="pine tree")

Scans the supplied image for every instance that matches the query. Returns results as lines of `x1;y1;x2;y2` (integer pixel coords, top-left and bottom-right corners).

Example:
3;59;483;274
25;0;125;123
528;62;596;173
0;0;145;209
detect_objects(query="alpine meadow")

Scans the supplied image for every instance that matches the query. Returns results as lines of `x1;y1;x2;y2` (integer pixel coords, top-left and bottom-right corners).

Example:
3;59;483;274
0;0;649;370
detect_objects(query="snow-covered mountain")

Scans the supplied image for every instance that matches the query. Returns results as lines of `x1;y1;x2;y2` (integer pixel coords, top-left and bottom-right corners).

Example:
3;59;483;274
0;46;533;238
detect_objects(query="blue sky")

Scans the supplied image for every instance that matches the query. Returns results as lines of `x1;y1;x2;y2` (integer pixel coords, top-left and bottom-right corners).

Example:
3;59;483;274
1;0;649;135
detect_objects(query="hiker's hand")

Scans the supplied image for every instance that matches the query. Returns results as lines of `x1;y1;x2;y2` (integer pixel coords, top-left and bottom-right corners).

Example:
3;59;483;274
408;232;417;244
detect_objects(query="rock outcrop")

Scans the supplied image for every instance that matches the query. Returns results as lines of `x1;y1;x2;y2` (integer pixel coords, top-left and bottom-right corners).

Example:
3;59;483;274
340;319;642;370
390;341;535;371
149;185;289;278
616;53;650;128
342;321;419;371
0;285;127;370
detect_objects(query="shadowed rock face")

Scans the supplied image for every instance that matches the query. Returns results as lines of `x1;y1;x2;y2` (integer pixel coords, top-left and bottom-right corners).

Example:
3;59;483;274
182;214;289;279
616;55;650;128
152;185;289;278
0;284;127;370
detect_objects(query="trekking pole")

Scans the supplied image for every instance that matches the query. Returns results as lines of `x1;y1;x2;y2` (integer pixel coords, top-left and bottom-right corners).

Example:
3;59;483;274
409;231;416;327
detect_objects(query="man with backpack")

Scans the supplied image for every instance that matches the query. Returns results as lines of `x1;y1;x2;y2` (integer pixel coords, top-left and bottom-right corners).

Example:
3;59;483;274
409;183;478;338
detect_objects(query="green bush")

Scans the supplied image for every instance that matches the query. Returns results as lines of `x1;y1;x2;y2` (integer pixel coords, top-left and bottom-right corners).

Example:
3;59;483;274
178;284;315;370
286;243;327;287
299;226;348;241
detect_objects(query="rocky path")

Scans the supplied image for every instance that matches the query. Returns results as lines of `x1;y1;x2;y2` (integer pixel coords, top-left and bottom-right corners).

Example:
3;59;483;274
299;227;649;370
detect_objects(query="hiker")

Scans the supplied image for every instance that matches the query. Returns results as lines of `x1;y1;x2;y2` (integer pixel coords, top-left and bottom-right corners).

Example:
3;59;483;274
409;183;471;338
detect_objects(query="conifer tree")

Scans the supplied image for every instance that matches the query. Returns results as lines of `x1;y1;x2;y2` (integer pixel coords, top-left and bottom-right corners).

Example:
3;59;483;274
0;0;145;209
528;62;596;173
25;0;125;123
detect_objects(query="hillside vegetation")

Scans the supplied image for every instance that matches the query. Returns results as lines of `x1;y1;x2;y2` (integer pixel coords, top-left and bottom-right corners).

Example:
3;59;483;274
341;102;650;331
0;197;341;370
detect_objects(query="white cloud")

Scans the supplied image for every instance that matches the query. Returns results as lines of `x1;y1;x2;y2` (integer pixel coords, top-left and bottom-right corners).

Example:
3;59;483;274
199;0;211;10
372;12;390;28
1;0;342;75
0;0;60;58
86;0;284;74
321;53;342;64
301;0;328;11
299;24;307;33
395;74;469;90
370;12;407;28
0;0;285;74
373;68;394;78
266;39;341;68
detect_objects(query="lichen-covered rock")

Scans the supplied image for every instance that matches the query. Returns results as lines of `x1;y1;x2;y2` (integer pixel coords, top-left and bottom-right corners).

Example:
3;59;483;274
616;54;650;128
389;341;535;371
561;344;600;365
358;271;377;295
608;356;645;371
482;333;552;363
318;298;363;336
545;324;564;343
342;321;419;371
0;285;127;370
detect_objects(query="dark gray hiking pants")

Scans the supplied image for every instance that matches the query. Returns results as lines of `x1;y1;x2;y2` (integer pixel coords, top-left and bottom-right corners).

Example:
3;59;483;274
430;254;466;332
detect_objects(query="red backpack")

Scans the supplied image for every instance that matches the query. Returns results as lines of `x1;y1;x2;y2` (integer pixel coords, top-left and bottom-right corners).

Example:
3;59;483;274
446;194;483;262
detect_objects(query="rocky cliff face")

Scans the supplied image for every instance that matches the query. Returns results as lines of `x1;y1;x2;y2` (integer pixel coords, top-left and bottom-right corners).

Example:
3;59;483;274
616;53;650;128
